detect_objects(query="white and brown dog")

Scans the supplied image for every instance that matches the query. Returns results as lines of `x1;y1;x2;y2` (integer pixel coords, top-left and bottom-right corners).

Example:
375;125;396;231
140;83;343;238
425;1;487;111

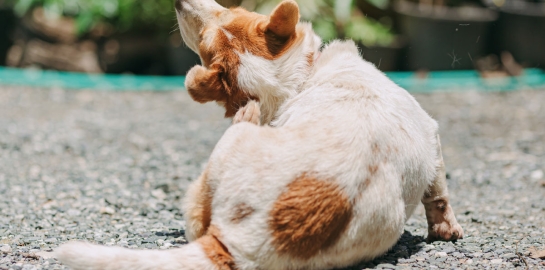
56;0;464;269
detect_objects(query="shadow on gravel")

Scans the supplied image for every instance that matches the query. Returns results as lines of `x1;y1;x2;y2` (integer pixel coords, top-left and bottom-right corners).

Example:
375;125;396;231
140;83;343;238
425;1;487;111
336;231;426;269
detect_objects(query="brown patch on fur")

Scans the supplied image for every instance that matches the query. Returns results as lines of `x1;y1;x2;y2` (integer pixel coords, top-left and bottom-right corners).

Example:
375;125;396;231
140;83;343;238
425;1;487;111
356;177;371;195
192;171;213;238
435;199;447;212
372;142;380;154
368;164;379;175
269;175;353;259
230;202;254;224
221;8;303;60
198;226;237;270
306;52;314;67
186;4;303;117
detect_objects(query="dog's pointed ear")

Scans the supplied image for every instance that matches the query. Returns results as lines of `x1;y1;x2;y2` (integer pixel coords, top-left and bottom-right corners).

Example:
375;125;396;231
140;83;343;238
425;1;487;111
267;0;299;37
185;65;227;103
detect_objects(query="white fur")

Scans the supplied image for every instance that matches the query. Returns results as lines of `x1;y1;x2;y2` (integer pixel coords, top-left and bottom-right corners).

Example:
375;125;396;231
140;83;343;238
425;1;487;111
55;241;216;270
56;0;457;269
237;22;322;123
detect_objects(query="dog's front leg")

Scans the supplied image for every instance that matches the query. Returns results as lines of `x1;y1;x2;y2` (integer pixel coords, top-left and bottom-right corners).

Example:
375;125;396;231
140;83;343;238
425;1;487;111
422;134;464;243
182;171;212;241
233;100;261;125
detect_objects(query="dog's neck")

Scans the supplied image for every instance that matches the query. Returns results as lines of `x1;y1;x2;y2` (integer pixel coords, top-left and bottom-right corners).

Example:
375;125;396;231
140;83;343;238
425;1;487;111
238;23;322;124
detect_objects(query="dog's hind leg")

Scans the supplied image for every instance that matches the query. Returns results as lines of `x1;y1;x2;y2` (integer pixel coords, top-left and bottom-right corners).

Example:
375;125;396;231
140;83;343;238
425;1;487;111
183;170;213;241
233;100;261;125
422;134;464;243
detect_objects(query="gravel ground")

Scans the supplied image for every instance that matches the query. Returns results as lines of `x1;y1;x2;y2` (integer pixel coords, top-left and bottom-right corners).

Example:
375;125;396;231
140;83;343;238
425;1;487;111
0;86;544;270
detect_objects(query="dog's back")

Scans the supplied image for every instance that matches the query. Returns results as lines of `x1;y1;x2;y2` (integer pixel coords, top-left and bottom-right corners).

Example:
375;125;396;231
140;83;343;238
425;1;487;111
198;40;439;269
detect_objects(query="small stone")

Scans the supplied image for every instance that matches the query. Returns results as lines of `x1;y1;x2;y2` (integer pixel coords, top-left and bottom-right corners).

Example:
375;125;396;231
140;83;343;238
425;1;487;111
151;189;167;200
531;170;544;180
23;237;40;244
466;259;473;264
100;206;116;215
44;238;57;244
500;253;517;260
490;259;503;264
470;252;483;258
451;252;464;258
0;245;11;253
67;209;81;216
423;245;435;252
376;263;396;269
142;236;158;244
435;252;448;257
36;251;55;259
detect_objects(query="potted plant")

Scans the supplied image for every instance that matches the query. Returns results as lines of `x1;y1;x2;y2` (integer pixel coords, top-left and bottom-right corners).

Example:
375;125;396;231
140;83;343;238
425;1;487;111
246;0;404;71
393;0;498;70
0;0;16;65
485;0;545;69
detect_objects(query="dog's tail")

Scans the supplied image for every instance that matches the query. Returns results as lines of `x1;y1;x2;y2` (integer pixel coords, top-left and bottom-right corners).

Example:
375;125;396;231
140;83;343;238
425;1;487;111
55;234;233;270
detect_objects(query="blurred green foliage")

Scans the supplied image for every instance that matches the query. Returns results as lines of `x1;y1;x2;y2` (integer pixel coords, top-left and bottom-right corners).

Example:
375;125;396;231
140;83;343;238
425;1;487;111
13;0;176;35
247;0;395;47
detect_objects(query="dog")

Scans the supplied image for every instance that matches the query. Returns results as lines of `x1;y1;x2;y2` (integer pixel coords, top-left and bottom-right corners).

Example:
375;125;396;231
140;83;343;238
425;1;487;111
55;0;464;269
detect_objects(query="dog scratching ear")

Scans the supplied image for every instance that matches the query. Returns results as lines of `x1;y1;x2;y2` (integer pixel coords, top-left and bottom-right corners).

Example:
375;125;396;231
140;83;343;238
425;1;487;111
267;0;299;37
185;65;226;103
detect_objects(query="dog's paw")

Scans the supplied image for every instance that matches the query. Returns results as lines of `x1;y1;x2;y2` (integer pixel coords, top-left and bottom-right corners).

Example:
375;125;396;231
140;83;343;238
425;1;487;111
233;100;261;125
425;203;464;243
427;220;464;243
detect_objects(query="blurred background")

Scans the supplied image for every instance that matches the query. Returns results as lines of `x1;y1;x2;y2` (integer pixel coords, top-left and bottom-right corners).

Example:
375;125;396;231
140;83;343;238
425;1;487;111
0;0;544;76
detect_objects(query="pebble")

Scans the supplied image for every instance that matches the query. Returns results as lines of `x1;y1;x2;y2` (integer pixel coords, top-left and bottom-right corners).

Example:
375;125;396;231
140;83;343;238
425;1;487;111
531;170;543;180
100;206;116;215
0;245;11;253
500;253;517;260
435;252;448;257
490;259;503;264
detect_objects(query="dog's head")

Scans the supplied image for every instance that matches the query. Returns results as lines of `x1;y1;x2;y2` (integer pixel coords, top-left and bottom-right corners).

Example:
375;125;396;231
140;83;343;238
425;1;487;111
175;0;321;119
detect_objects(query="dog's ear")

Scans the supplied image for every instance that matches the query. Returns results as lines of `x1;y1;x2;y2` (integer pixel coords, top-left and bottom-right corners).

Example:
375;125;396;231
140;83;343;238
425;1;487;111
185;64;227;103
267;0;299;38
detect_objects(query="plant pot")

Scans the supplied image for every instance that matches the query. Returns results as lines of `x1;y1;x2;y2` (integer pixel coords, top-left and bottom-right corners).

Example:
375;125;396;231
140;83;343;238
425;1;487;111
0;8;15;66
394;0;498;71
491;1;545;68
359;39;406;71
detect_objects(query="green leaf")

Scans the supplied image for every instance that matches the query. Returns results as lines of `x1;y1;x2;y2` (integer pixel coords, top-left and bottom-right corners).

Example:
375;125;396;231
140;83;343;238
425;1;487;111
13;0;35;16
313;19;337;42
334;0;352;24
75;11;94;35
